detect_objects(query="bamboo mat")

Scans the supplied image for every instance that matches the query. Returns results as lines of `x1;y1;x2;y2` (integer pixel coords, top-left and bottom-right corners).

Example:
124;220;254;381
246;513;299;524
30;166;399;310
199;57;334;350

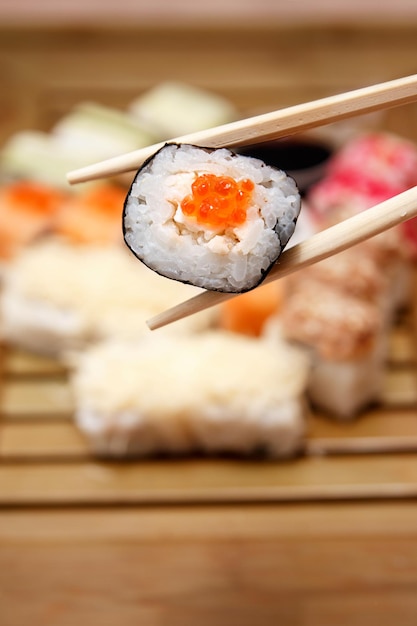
0;296;415;509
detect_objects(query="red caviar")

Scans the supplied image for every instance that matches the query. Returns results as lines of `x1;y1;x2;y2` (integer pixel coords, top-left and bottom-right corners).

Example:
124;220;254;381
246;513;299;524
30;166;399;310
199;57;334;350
180;173;254;228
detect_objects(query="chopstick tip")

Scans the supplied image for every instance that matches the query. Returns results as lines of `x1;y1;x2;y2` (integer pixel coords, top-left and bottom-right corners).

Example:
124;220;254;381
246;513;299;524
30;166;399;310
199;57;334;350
146;317;162;331
66;171;78;186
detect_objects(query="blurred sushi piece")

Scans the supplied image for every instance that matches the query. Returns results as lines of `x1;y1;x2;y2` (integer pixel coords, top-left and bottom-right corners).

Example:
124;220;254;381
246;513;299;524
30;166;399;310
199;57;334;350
0;239;214;357
53;183;126;246
307;131;417;224
219;280;286;337
123;143;301;293
294;245;392;316
52;102;156;163
308;131;417;259
70;331;310;458
0;102;156;189
0;180;67;262
263;131;417;419
266;278;387;419
306;131;417;311
0;131;87;190
129;81;238;140
308;173;405;222
325;131;417;189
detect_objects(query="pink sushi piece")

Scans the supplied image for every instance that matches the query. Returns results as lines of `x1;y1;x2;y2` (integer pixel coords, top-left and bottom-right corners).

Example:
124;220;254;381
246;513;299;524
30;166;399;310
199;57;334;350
327;132;417;189
307;131;417;256
308;173;404;225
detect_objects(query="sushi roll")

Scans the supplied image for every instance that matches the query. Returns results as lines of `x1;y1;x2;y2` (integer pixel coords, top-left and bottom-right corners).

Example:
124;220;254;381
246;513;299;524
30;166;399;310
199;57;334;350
123;143;301;293
70;331;310;458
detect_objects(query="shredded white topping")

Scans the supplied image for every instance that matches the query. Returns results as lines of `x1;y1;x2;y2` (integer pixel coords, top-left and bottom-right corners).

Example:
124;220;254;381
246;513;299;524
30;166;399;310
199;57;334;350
3;238;214;340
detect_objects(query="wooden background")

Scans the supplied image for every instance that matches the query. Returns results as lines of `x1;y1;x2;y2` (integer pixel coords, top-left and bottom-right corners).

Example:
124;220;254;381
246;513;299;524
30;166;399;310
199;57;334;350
2;0;417;27
0;19;417;626
1;24;417;147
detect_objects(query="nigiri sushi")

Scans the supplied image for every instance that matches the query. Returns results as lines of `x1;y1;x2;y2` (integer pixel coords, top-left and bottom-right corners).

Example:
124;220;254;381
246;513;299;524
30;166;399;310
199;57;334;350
70;331;310;458
266;278;387;419
123;143;301;293
53;184;126;246
0;181;67;261
0;239;214;357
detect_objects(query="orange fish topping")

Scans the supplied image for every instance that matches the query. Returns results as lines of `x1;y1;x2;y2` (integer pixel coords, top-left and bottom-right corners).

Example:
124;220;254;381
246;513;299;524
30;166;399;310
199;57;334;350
53;184;126;245
180;173;254;228
4;181;66;216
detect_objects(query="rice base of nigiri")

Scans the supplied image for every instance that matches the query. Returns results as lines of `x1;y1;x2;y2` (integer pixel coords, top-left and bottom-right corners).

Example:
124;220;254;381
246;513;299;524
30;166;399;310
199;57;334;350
123;143;301;293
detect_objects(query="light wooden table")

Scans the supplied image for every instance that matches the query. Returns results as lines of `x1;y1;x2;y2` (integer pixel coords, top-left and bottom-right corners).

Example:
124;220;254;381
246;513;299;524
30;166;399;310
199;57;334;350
0;304;416;626
1;502;417;625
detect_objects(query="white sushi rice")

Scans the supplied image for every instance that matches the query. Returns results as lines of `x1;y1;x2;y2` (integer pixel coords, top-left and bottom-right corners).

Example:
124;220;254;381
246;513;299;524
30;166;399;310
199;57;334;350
71;331;310;458
123;143;301;293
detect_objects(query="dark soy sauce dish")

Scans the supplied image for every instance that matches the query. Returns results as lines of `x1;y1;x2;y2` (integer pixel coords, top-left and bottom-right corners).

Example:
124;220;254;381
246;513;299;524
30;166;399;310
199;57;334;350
238;138;333;195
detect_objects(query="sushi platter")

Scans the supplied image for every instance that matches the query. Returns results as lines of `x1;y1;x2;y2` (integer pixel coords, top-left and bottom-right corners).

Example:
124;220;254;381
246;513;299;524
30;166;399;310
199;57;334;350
0;78;417;507
0;287;415;507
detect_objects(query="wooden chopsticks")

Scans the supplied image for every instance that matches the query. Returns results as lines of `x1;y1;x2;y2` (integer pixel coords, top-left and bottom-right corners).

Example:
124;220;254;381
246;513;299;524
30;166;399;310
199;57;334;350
67;74;417;184
146;186;417;330
65;74;417;330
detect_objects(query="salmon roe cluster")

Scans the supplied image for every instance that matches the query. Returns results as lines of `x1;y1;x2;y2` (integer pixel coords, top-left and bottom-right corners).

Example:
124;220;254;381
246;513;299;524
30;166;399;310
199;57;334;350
180;173;255;229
